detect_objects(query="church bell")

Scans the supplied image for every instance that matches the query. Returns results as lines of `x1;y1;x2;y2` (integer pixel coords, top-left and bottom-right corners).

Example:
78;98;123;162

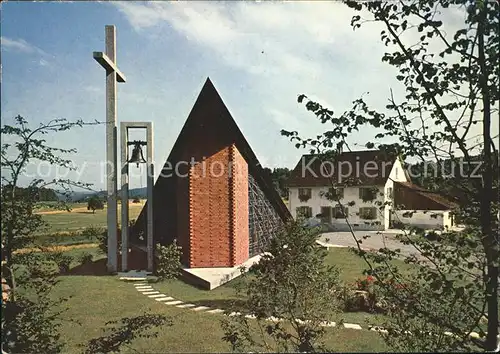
128;141;147;167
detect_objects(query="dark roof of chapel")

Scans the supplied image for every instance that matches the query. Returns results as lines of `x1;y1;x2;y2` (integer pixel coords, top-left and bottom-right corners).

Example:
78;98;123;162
133;78;291;241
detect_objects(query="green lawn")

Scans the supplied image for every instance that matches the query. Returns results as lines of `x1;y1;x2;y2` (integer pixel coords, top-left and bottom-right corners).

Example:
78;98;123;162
323;247;415;283
51;276;388;353
27;246;396;352
57;246;409;326
151;247;411;328
22;227;409;352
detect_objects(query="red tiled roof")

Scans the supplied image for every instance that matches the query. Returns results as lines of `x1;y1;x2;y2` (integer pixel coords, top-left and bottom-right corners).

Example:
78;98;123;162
287;150;397;187
394;181;458;209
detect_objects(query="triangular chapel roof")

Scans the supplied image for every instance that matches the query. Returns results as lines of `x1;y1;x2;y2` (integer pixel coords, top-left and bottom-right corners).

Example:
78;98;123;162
132;78;291;245
158;77;290;220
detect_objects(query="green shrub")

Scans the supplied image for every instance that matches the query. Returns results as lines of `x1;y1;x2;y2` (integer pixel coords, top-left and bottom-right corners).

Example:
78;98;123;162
81;225;105;242
343;291;365;312
30;260;59;278
37;230;100;247
78;252;93;266
155;241;182;281
3;253;65;353
48;252;73;274
12;251;45;265
97;221;135;254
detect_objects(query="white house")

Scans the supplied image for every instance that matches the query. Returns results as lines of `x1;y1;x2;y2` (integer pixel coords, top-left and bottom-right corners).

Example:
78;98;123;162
287;150;456;231
391;181;457;230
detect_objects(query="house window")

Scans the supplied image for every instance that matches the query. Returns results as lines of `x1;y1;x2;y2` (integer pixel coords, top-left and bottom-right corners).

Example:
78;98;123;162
328;187;344;200
298;188;312;202
296;206;312;218
386;187;393;199
359;207;377;220
359;187;377;202
320;206;332;223
395;168;399;179
333;205;348;219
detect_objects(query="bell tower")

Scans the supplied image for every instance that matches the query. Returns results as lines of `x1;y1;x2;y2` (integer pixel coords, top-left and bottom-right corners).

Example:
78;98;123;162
120;122;154;272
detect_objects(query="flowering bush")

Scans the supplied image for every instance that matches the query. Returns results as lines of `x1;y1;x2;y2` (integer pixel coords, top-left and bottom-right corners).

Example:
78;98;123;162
341;276;411;314
355;275;375;291
386;278;407;290
340;276;376;313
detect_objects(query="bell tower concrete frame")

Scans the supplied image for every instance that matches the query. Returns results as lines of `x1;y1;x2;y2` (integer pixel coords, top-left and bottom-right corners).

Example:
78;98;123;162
120;122;154;272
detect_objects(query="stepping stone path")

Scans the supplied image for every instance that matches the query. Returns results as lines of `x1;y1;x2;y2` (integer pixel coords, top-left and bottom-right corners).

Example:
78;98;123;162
176;304;196;309
206;309;224;314
343;323;363;330
192;306;211;312
155;296;175;302
164;300;183;306
369;326;388;334
131;282;491;340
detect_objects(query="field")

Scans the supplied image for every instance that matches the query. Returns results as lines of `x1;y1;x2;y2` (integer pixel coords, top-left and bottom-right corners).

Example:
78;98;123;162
35;201;145;233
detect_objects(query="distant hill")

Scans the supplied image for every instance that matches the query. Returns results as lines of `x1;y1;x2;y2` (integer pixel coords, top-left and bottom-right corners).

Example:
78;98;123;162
127;187;147;199
55;187;147;202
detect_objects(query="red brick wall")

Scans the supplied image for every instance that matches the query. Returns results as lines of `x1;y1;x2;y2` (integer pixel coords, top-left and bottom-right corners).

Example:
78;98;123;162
188;144;250;268
230;145;249;266
189;147;232;267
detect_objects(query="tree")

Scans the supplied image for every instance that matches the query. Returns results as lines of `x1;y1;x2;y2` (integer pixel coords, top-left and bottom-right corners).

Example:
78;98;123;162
282;0;498;351
1;115;99;352
273;168;292;199
1;115;97;268
264;167;292;198
221;221;342;353
87;195;104;214
2;253;69;354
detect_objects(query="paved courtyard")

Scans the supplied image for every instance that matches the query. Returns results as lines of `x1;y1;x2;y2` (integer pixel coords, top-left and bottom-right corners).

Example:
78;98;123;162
318;230;423;258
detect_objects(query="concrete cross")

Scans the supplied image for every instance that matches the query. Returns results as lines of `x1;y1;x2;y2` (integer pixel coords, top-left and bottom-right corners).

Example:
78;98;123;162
93;25;126;273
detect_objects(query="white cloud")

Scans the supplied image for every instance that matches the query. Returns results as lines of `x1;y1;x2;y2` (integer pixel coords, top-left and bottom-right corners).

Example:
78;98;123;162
2;36;48;56
112;2;380;81
269;108;302;132
39;58;50;67
111;1;395;167
111;1;490;166
2;36;52;67
83;85;102;93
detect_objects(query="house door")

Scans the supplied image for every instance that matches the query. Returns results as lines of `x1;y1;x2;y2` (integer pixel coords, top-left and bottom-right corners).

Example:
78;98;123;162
320;206;332;224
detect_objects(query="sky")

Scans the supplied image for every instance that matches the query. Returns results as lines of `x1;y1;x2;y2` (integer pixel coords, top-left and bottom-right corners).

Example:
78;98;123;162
1;1;495;192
